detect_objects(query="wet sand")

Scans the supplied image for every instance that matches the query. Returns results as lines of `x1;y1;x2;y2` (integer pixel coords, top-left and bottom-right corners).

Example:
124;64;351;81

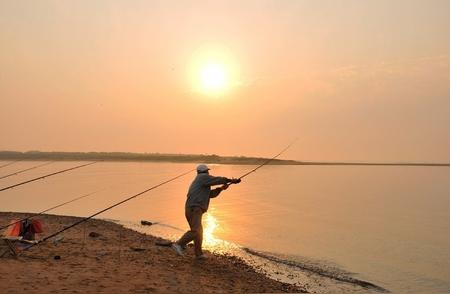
0;212;304;293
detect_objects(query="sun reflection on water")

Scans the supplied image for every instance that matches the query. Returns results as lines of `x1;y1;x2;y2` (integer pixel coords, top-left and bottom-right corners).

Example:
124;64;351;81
203;212;220;247
201;211;239;254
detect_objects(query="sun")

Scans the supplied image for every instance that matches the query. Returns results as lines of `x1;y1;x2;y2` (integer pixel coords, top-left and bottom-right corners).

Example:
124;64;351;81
200;63;228;92
188;45;237;96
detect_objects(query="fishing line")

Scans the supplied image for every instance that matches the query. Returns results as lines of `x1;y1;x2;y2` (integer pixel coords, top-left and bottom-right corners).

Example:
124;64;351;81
234;138;297;181
0;190;101;231
0;161;98;193
0;169;168;231
0;160;21;170
26;168;195;249
0;161;54;180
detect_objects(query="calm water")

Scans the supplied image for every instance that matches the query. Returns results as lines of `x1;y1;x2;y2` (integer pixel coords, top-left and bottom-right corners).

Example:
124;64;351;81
1;161;450;292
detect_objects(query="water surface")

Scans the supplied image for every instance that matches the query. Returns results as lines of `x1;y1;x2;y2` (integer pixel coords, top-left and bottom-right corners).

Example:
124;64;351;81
1;161;449;292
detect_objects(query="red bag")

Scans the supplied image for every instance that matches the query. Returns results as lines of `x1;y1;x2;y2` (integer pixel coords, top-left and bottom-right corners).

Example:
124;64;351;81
5;220;21;237
32;219;43;234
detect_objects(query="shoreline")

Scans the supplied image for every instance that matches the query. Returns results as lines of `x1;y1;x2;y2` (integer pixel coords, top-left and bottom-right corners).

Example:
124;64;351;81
0;151;298;165
0;212;303;293
120;220;386;293
2;154;449;167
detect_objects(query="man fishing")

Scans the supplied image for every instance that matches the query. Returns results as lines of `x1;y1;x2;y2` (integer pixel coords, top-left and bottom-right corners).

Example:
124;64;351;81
172;164;241;259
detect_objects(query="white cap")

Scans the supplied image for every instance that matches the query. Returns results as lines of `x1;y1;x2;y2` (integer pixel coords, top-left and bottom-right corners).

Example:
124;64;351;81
196;164;210;173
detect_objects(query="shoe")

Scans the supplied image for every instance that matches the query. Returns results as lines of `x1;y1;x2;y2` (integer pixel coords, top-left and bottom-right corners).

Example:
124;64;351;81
171;243;184;256
195;254;207;260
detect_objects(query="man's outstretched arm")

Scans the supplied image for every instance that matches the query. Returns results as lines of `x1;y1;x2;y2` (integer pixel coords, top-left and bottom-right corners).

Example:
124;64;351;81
203;175;230;187
210;185;226;198
203;175;242;187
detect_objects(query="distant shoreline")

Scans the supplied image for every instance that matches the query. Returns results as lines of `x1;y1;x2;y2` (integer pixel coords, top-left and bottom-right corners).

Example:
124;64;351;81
0;151;449;166
0;150;298;165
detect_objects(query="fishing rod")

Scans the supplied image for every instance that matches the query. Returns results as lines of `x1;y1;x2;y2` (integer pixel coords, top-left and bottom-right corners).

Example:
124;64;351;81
234;138;297;181
26;168;195;249
0;161;98;193
0;160;21;170
0;161;54;180
131;141;297;240
0;190;100;231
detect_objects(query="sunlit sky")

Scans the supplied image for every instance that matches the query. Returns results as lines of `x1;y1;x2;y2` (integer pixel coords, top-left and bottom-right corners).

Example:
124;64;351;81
1;0;449;162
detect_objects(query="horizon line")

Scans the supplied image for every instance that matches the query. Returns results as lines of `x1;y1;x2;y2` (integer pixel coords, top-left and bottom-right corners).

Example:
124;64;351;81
0;150;449;167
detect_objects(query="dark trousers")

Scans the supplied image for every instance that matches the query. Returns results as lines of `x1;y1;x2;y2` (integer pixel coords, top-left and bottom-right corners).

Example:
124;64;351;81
176;206;204;256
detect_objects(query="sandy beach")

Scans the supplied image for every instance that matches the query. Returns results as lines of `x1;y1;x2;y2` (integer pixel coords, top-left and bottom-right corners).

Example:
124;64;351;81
0;212;304;293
